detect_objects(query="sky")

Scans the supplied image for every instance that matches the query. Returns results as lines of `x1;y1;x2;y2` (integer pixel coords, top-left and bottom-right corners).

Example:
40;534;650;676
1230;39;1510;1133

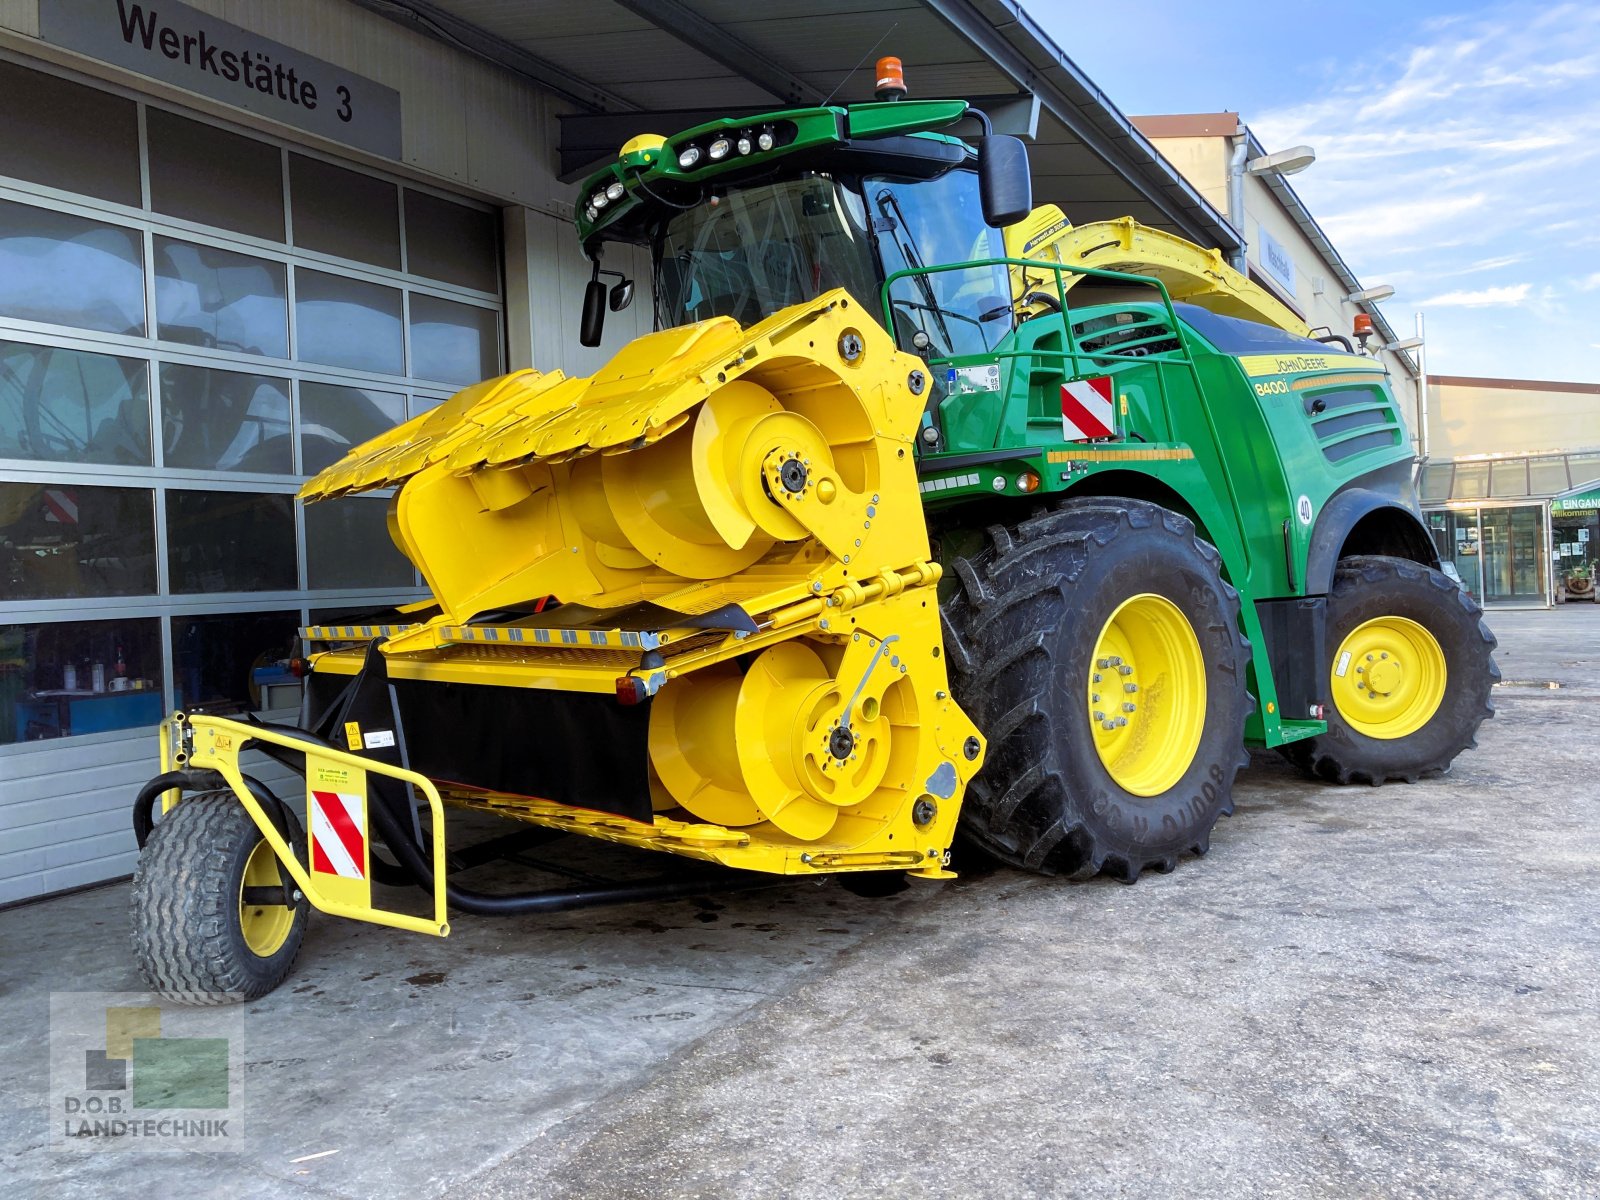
1024;1;1600;384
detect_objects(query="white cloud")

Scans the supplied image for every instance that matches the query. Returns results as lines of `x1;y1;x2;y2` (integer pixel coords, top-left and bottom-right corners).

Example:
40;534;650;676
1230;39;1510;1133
1249;4;1600;378
1416;284;1532;308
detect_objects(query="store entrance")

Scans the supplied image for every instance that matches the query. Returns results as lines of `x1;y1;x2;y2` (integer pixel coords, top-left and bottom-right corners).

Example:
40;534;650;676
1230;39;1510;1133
1427;504;1550;607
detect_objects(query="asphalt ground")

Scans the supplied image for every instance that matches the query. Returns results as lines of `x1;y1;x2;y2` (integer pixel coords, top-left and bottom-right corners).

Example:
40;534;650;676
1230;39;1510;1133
2;605;1596;1198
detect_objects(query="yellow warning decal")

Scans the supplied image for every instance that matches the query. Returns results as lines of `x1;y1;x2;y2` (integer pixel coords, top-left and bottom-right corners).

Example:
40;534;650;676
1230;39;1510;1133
1238;352;1386;378
343;721;362;749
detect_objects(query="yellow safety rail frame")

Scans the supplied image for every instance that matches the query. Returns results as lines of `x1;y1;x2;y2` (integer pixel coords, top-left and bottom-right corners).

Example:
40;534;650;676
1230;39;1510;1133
160;712;451;937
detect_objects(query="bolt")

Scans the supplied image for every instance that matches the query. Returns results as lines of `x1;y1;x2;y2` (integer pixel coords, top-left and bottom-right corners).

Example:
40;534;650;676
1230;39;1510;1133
1356;665;1364;673
963;736;981;761
1093;672;1103;683
1367;654;1374;662
1107;656;1122;666
936;690;948;700
819;619;830;630
853;632;861;641
1097;658;1111;670
1125;683;1139;693
871;494;879;504
1122;702;1136;713
838;330;864;362
1381;652;1389;659
1119;665;1134;677
812;581;823;592
1094;710;1106;721
1102;719;1116;730
1091;693;1101;704
1116;716;1128;727
855;538;862;547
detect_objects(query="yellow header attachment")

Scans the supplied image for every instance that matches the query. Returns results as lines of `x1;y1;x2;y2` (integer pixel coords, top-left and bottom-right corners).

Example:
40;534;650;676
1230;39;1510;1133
1004;206;1310;336
301;290;934;641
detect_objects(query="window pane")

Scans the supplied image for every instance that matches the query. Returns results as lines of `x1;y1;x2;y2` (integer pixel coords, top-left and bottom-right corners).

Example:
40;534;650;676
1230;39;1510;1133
1529;457;1570;496
154;237;288;358
405;189;499;292
1489;458;1529;499
146;108;285;241
0;341;151;465
304;497;413;589
0;61;140;206
290;154;400;269
1568;454;1600;491
294;269;403;374
409;394;444;419
1419;462;1453;504
299;382;404;475
172;610;299;713
0;482;156;599
1;618;164;745
165;490;296;593
160;364;292;473
0;200;145;336
409;294;498;385
1452;462;1488;501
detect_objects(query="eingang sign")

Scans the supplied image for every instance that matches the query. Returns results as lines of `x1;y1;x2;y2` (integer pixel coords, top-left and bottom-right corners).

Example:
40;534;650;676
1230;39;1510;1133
39;0;402;158
1553;489;1600;514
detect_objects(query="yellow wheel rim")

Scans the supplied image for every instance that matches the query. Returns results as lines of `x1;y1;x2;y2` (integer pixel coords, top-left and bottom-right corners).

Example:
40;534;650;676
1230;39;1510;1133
238;839;294;958
1088;593;1207;797
1329;616;1446;739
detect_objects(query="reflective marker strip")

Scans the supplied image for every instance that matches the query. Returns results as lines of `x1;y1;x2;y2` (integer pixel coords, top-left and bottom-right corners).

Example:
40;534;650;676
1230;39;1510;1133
1335;651;1352;679
918;472;981;494
310;791;365;879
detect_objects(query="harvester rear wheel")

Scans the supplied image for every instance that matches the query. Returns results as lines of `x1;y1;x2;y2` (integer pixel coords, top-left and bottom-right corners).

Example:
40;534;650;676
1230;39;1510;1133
131;793;309;1004
1280;555;1498;784
942;499;1251;881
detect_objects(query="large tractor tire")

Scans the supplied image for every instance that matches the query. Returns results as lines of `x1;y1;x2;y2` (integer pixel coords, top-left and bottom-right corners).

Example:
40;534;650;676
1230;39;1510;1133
1281;554;1497;784
942;498;1252;881
131;793;309;1004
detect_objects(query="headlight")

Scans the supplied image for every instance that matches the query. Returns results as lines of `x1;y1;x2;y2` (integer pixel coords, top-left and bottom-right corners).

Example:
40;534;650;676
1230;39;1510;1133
709;137;731;160
591;191;608;210
678;145;701;168
757;129;775;151
584;206;598;222
605;181;624;201
736;135;753;155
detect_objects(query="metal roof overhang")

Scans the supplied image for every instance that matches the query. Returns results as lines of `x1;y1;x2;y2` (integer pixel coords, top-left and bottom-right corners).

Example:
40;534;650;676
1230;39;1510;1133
347;0;1243;252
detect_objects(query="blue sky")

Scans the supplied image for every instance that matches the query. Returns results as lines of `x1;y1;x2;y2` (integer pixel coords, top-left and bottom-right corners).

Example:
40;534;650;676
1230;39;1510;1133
1025;1;1600;384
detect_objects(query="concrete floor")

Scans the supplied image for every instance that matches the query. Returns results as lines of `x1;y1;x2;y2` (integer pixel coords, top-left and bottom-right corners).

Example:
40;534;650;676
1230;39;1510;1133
2;607;1597;1197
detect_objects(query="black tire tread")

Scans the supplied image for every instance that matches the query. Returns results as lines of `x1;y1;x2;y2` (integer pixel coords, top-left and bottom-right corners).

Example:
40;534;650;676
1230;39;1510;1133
130;793;307;1005
1280;555;1498;785
943;498;1252;881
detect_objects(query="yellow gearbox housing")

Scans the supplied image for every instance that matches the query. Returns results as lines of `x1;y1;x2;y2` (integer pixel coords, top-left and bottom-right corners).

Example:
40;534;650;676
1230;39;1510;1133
299;290;983;878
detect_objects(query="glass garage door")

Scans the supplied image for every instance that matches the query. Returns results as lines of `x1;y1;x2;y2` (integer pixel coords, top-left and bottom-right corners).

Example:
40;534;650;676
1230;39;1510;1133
0;54;504;749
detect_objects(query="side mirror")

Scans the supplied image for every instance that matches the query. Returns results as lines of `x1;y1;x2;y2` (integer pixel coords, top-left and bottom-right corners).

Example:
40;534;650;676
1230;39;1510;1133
609;278;635;312
979;134;1032;228
580;278;607;347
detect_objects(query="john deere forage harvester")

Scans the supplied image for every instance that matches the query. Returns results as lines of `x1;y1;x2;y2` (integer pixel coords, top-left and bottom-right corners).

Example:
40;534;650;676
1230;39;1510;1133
130;63;1496;1002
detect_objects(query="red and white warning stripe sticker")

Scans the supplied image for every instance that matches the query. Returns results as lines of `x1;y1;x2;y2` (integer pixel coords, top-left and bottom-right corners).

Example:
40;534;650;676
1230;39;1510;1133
42;488;79;524
310;790;366;879
1061;376;1115;441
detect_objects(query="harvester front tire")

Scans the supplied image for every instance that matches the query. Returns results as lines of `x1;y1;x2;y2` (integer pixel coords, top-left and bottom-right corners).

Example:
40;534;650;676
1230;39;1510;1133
943;499;1252;882
1281;555;1497;784
131;793;309;1004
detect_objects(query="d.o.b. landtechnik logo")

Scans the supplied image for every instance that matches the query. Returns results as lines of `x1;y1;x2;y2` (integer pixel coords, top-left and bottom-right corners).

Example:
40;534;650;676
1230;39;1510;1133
49;992;244;1150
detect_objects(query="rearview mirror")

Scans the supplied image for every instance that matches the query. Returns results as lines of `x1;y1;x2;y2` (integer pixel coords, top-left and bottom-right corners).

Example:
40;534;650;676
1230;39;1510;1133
580;278;607;347
979;134;1032;228
609;279;635;312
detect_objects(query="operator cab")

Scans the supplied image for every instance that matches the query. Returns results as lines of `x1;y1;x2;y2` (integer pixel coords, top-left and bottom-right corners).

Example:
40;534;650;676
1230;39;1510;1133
576;91;1031;350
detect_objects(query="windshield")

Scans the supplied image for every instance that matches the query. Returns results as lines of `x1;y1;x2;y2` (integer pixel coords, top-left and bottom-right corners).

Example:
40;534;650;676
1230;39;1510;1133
655;174;879;328
871;168;1011;360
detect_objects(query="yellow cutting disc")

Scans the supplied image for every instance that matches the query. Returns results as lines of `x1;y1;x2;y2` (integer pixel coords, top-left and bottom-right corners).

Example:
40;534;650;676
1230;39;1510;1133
648;663;763;826
732;641;894;841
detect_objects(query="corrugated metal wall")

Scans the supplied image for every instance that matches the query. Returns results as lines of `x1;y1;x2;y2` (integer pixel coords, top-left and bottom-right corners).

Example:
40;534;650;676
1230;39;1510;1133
0;0;658;903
